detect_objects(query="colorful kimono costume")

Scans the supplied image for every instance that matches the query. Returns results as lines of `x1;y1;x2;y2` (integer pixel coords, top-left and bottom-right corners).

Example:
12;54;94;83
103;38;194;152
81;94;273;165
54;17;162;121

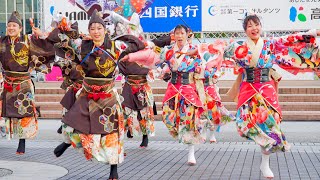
119;61;155;137
224;30;320;153
198;43;235;132
160;43;207;145
0;35;55;139
60;34;145;164
119;35;171;138
47;23;84;117
57;59;84;116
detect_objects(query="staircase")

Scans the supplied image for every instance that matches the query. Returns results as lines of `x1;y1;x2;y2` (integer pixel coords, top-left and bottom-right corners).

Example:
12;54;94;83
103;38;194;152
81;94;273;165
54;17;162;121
35;80;320;121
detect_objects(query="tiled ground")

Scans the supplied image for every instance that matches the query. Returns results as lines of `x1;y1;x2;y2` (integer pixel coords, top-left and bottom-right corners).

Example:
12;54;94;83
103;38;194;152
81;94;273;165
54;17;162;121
1;140;319;180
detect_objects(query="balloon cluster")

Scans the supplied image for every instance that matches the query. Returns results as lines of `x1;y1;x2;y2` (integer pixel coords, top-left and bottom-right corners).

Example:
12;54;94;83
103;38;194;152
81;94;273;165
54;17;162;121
69;0;154;19
118;0;154;17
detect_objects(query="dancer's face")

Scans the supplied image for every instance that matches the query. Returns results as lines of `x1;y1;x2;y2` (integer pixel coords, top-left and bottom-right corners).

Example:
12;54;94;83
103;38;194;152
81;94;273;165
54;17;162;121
174;28;188;48
7;22;22;37
245;19;261;42
89;23;106;43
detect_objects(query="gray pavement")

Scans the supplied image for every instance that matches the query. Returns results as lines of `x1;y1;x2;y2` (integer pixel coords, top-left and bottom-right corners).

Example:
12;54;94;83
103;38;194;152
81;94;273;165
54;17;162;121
0;120;320;179
35;120;320;143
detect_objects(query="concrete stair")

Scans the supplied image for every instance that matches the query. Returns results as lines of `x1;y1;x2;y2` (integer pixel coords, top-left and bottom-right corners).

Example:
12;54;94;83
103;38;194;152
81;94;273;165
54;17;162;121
33;80;320;121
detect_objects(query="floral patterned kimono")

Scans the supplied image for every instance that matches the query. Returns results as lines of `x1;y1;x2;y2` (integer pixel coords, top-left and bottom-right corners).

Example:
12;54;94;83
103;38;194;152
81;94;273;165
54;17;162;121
0;35;55;140
224;29;320;153
160;43;207;144
118;35;171;138
198;43;234;133
58;34;145;164
118;61;155;137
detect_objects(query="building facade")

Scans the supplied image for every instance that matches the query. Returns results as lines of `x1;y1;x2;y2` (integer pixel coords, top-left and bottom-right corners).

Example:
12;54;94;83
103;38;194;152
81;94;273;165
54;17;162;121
0;0;41;36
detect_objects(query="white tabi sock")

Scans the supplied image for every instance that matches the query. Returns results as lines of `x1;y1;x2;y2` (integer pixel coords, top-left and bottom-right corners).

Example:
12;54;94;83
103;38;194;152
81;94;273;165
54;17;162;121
188;144;196;165
260;153;274;179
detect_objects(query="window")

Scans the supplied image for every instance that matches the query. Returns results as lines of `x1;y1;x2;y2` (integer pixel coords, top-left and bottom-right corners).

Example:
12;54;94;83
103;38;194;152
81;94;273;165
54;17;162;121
0;0;40;36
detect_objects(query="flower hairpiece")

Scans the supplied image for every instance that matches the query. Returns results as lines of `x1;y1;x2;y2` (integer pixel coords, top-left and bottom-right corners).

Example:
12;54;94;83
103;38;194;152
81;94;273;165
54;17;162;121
238;9;257;21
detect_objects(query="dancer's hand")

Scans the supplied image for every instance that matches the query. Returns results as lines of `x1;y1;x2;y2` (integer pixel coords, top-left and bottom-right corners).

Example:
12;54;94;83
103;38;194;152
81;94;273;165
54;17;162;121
32;27;43;37
317;29;320;36
81;34;92;40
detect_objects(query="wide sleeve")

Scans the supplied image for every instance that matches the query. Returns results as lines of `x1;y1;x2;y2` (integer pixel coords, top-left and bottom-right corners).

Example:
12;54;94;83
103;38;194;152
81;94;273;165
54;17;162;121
123;35;171;67
28;34;56;74
223;41;237;61
198;41;225;74
50;27;82;64
151;35;172;48
114;35;145;60
190;45;206;109
222;41;243;70
273;29;320;72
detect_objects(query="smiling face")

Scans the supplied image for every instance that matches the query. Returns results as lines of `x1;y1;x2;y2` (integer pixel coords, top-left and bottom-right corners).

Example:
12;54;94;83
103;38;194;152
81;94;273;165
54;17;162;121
245;19;261;42
89;23;106;43
174;27;188;48
7;22;22;37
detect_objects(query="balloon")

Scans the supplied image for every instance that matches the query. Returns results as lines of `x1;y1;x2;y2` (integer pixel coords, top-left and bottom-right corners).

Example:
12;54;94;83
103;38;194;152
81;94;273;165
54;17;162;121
131;0;145;13
50;6;54;16
123;4;133;17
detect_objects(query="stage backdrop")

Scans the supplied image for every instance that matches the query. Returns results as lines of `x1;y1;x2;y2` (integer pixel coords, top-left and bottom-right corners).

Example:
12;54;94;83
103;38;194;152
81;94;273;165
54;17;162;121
202;0;320;31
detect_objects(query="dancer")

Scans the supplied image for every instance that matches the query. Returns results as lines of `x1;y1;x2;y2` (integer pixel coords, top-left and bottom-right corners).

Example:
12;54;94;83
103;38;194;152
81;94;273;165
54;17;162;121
52;10;145;179
119;35;171;148
159;25;207;166
53;20;84;135
197;42;235;143
106;10;172;148
224;13;320;178
49;20;85;157
131;24;207;165
0;11;55;154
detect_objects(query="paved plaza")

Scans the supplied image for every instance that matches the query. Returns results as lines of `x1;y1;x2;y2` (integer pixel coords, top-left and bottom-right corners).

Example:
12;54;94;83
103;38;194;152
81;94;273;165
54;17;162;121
0;120;320;180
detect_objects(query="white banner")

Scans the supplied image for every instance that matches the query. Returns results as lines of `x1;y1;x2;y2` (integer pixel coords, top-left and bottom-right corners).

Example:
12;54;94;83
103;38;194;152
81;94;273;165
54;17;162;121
43;0;90;34
202;0;320;31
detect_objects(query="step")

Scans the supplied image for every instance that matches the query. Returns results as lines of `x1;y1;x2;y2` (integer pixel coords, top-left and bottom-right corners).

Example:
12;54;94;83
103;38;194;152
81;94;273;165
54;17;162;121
35;88;66;94
153;102;320;111
139;87;320;95
282;111;320;121
154;111;320;121
29;80;320;88
34;93;320;104
40;109;320;121
34;90;320;102
36;102;63;111
37;99;320;112
153;94;320;103
40;110;63;119
35;94;64;102
31;85;320;95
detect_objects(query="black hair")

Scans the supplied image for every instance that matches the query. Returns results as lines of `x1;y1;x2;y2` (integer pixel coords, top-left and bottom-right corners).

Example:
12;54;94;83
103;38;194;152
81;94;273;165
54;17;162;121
173;24;189;33
243;15;261;31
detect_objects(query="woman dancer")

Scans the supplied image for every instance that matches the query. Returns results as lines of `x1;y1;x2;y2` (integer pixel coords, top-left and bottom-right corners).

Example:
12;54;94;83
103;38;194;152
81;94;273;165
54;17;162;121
224;13;320;178
0;11;55;154
53;10;145;179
